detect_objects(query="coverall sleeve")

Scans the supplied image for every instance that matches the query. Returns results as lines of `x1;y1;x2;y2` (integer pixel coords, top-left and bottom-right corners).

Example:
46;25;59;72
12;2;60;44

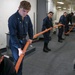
28;16;33;39
8;17;21;49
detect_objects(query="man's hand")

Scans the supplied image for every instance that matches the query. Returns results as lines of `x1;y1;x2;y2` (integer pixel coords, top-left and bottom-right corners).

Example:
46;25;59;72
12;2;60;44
50;27;53;29
60;24;65;27
28;39;33;44
18;48;24;56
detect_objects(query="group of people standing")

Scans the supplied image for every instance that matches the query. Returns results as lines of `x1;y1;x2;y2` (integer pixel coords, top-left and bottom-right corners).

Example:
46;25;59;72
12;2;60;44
42;12;74;52
58;12;74;43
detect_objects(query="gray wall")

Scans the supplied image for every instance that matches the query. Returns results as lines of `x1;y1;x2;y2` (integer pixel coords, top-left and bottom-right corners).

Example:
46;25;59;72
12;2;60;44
37;0;47;34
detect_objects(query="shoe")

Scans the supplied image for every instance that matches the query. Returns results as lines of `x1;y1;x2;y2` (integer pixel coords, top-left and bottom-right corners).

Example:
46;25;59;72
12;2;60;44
43;48;48;52
58;40;63;43
61;38;65;40
46;47;51;51
73;64;75;71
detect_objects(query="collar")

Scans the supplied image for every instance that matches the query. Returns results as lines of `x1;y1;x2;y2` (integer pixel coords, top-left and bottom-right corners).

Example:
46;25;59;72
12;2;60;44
16;10;22;21
47;16;52;20
16;10;28;21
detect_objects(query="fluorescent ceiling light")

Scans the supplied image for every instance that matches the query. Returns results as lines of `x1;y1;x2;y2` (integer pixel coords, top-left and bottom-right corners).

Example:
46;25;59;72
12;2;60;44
59;9;62;10
57;6;61;8
63;8;66;9
57;2;64;4
68;9;70;10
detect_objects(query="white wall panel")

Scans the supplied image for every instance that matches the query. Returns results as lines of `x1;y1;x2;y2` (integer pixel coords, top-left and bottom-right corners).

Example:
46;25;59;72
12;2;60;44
0;0;37;48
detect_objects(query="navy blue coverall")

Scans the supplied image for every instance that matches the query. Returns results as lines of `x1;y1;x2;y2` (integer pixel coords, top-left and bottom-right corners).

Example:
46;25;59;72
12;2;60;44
8;11;33;75
58;15;67;40
42;16;53;49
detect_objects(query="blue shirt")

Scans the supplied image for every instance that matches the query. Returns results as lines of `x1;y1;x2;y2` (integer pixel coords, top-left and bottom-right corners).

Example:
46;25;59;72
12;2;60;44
42;16;53;31
8;11;33;49
59;15;67;25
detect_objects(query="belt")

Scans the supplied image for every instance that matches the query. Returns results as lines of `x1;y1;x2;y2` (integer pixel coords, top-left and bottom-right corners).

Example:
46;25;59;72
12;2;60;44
18;36;26;40
20;38;26;40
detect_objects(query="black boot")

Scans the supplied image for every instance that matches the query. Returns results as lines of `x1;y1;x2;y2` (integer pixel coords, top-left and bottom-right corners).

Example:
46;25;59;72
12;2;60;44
61;38;65;40
43;43;48;52
46;47;51;51
45;43;51;51
43;48;48;52
58;39;63;43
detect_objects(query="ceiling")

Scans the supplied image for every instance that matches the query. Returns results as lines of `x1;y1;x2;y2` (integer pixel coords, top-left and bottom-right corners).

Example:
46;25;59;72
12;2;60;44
52;0;75;11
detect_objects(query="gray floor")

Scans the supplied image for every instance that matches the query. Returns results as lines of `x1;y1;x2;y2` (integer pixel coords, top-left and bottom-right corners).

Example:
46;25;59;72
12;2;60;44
23;32;75;75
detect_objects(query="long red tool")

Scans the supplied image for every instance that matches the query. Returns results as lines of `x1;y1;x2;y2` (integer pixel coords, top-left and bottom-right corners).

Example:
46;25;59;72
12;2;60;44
15;24;63;73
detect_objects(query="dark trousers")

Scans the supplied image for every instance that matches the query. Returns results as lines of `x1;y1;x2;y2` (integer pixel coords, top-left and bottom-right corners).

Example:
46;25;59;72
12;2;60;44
10;39;27;75
10;46;23;75
58;26;63;40
43;31;50;48
65;24;69;33
43;31;50;43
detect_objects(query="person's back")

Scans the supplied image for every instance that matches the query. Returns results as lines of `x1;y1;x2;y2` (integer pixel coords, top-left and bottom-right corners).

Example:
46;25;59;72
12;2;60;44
72;15;75;24
0;55;16;75
67;12;74;24
66;14;71;23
